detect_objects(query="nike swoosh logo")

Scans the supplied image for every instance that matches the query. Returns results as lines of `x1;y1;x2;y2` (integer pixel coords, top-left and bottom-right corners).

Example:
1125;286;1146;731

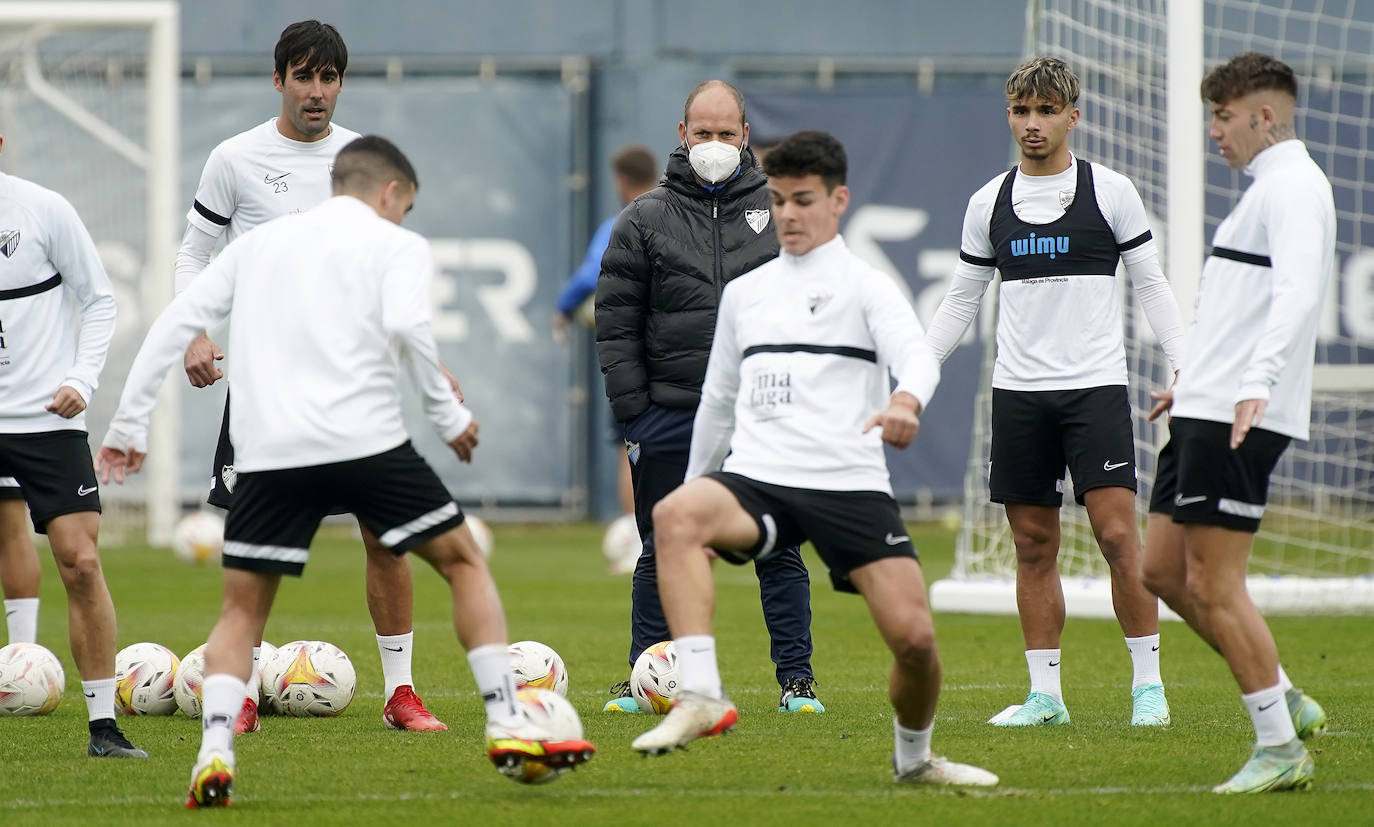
1048;661;1060;667
1174;494;1207;507
1258;700;1279;711
264;172;291;184
885;533;910;546
1103;460;1129;471
77;484;97;496
1042;715;1057;722
4;610;14;617
382;646;404;652
1151;645;1159;652
84;691;96;699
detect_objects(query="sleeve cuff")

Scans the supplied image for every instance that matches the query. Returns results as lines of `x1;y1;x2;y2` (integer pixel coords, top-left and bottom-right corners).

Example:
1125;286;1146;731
60;376;95;405
103;419;148;454
438;404;474;444
1236;382;1271;403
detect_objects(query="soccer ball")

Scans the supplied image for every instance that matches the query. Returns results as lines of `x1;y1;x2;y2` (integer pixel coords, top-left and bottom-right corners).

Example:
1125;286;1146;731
172;510;224;565
508;640;568;696
173;644;207;718
602;513;642;575
501;687;587;785
269;640;356;717
465;514;494;558
0;642;65;716
115;642;180;715
630;640;679;714
256;640;279;708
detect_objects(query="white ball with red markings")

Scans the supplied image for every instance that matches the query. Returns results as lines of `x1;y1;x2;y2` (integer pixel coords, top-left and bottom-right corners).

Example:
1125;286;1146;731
602;514;642;574
255;640;279;707
0;642;65;716
508;640;568;696
630;640;679;714
171;511;224;565
115;642;180;715
465;515;494;558
270;640;355;717
173;644;207;717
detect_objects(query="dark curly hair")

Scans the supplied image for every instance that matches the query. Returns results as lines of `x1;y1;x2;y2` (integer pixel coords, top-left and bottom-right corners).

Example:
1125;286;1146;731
761;130;847;192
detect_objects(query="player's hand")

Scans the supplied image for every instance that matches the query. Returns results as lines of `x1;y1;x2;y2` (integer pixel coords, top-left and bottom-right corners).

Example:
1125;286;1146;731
862;392;921;449
448;419;480;463
95;445;145;484
552;312;570;346
440;363;464;403
1231;398;1268;449
1147;389;1173;421
45;385;86;418
184;332;224;388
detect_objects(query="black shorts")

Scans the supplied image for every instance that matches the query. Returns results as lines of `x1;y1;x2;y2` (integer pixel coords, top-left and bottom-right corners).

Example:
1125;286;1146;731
990;385;1138;507
0;477;21;500
222;441;465;576
207;392;236;509
0;431;100;532
706;472;916;595
1147;417;1289;533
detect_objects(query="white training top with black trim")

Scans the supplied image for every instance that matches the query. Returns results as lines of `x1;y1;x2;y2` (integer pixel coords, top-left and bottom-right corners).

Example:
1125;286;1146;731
0;171;116;432
687;235;940;494
106;196;470;471
927;156;1183;391
1172;140;1336;441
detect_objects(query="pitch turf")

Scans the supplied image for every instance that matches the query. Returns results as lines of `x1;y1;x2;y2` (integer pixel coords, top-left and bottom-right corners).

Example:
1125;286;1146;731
3;522;1370;825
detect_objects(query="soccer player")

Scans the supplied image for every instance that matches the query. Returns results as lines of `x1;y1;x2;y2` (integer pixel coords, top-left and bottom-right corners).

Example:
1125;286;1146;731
1141;52;1332;794
596;81;823;715
630;130;994;786
97;136;594;807
0;133;144;758
924;57;1184;727
178;20;446;733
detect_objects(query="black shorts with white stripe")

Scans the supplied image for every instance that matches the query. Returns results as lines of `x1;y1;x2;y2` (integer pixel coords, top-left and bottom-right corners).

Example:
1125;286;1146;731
705;471;915;595
0;431;101;532
0;477;22;500
222;441;465;576
1148;417;1289;534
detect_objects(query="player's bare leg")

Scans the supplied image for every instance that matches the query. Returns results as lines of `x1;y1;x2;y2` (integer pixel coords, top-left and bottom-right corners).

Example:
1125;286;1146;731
631;479;751;755
191;569;279;807
0;499;41;643
363;522;445;731
995;503;1070;725
46;512;115;682
1083;486;1167;725
852;557;996;786
410;520;594;777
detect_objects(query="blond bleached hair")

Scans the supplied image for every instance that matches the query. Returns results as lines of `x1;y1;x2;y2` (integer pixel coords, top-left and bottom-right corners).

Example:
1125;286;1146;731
1005;56;1080;107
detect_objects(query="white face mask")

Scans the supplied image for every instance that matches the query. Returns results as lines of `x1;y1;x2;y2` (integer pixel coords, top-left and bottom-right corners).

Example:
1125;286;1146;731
688;140;742;184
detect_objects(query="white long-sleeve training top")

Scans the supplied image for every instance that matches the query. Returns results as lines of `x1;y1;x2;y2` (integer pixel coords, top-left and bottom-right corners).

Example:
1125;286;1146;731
924;156;1184;390
1172;140;1336;440
106;196;471;471
687;235;940;494
0;171;116;432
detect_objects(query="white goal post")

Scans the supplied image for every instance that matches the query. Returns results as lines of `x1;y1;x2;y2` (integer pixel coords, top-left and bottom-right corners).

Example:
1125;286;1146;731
0;2;179;545
932;0;1374;617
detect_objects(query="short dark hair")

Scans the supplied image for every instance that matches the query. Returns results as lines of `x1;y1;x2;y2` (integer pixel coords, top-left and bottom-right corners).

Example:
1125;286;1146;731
274;20;348;81
761;130;847;191
332;135;418;193
1201;52;1297;105
610;144;658;189
682;80;746;127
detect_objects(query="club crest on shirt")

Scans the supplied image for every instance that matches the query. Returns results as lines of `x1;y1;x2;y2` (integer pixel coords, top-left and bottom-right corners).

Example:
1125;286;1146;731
806;289;831;315
1059;189;1075;209
745;209;770;235
0;230;19;258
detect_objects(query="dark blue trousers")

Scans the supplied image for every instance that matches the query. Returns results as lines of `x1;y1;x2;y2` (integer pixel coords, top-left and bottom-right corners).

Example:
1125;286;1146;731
626;447;814;686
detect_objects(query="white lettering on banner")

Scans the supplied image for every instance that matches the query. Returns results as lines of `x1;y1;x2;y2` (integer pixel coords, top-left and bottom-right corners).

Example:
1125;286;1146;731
1343;249;1374;340
429;238;537;343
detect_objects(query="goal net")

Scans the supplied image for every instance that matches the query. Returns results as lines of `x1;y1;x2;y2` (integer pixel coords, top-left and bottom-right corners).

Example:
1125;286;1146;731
0;3;179;546
932;0;1374;616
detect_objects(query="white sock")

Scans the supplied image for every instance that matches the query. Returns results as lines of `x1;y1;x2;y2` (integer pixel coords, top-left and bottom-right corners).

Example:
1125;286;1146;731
1124;634;1162;690
4;597;38;644
81;678;116;722
1026;649;1062;701
200;673;247;761
467;643;521;727
247;646;261;705
675;634;723;699
1242;682;1297;747
377;632;414;701
893;718;933;772
1276;664;1294;693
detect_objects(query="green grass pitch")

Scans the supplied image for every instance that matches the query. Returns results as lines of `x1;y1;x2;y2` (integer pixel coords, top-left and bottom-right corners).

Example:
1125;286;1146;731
2;521;1370;825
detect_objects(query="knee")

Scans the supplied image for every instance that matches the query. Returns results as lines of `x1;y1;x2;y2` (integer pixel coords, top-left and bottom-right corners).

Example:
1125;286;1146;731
54;544;102;590
1013;529;1057;566
650;497;696;555
1095;520;1138;561
890;625;938;670
1141;557;1180;602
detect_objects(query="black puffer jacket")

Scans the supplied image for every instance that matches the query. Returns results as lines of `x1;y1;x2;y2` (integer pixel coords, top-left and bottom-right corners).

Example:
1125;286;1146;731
595;145;779;422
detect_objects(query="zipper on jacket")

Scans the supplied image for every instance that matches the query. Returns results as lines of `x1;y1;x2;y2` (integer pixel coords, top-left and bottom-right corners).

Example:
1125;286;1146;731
712;196;723;301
